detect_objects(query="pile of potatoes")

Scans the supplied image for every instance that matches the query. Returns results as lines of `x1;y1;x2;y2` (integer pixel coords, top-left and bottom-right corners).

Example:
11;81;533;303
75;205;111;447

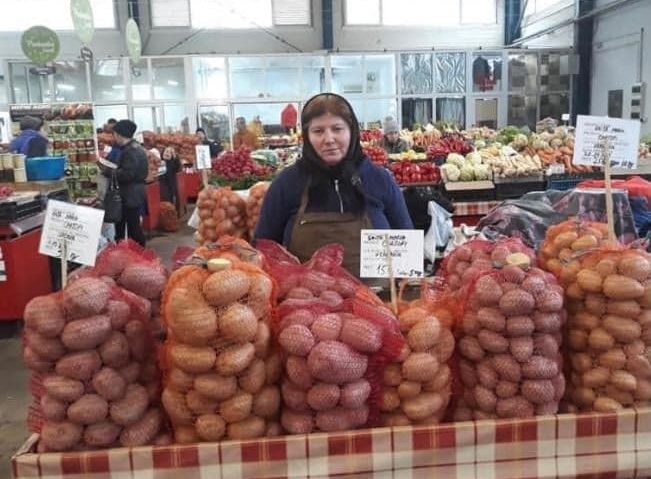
23;277;165;452
161;254;281;442
246;182;270;239
564;248;651;412
455;258;566;420
381;303;454;426
195;186;248;245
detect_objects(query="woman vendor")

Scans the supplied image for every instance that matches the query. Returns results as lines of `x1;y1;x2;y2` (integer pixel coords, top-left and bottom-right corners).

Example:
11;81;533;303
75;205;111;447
254;93;413;276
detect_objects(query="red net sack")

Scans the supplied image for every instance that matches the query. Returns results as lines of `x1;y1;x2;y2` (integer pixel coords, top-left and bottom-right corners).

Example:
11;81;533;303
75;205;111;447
196;186;248;244
159;201;180;233
563;246;651;413
257;240;404;434
23;276;166;452
439;238;536;293
453;257;566;421
381;278;455;426
159;241;281;443
246;182;270;238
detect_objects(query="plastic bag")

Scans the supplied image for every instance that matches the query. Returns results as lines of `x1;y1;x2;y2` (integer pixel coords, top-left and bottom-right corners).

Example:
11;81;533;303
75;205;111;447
159;240;281;442
424;200;453;262
257;240;404;433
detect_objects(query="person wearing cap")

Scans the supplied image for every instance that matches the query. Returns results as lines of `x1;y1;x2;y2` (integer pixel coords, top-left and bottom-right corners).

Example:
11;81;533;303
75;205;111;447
102;119;149;246
381;118;408;154
10;116;48;158
254;93;412;276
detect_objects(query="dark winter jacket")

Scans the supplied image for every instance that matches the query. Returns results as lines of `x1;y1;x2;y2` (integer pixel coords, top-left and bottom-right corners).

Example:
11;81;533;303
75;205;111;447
381;137;409;154
254;157;413;246
112;140;148;209
10;129;48;158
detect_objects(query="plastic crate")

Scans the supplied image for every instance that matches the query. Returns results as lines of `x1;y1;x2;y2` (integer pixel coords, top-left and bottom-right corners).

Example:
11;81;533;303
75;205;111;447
546;172;602;191
25;156;65;181
494;175;546;200
0;198;43;225
443;181;495;202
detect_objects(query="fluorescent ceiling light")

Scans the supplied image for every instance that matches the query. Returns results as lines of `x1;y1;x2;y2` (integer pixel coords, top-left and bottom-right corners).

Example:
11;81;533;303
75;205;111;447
167;80;179;86
57;84;75;91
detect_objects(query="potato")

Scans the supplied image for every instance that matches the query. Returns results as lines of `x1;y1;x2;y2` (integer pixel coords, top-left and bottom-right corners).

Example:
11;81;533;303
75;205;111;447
383;412;411;427
627;356;651;378
499;289;535;316
598;349;627;370
576;269;603;293
98;331;130;369
571;353;593;373
459;359;478;387
84;421;121;447
44;375;84;402
227;416;266;440
63;277;111;318
475;360;498;389
458;336;485;362
380;387;400;412
573;311;600;331
252;386;281;418
285;356;313;390
340;317;383;353
117;407;161;447
194;373;237;401
279;309;316;330
92;367;127;401
218;304;258;343
278;324;315;357
635;379;651;400
167;295;218;346
161;388;193;425
571;387;596;407
403;392;444;421
55;350;101;382
171;344;216;374
478;329;509;354
506;316;535;337
124;320;147;362
24;295;65;338
307;341;367;384
593;397;622;412
435;328;455;363
23;346;53;372
215;343;255;376
402;353;439;382
474;385;497;413
196;414;226;441
26;330;65;361
315;407;353;432
174;425;199;444
618;255;651;281
203;269;250;307
603;275;644;300
496;381;518;399
475;276;503;306
532;312;562;334
588;328;616;351
220;392;253;423
492;354;521;383
110;384;149;426
118;362;142;384
61;315;112;351
40;421;83;452
496;396;534;418
340;380;371;408
186;389;220;415
606;300;642;319
41;394;67;422
583;367;610;388
281;409;314;434
67;394;108;425
423;364;451;393
602;315;642;343
585;294;607;316
107;300;131;330
521;379;555;404
266;352;282;385
477;308;506;333
610;370;637;392
510;336;534;363
253;321;271;358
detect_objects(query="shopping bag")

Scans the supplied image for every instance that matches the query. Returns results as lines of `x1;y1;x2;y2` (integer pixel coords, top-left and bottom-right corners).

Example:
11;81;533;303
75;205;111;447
103;171;122;223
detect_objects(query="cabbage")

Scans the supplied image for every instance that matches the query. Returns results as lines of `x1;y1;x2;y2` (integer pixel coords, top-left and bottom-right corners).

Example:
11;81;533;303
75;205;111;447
465;151;482;165
459;164;474;181
473;164;490;180
447;153;465;168
475;139;486;149
441;163;461;182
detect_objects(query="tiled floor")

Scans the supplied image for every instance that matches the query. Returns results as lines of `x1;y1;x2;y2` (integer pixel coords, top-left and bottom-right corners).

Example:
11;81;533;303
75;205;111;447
0;218;196;478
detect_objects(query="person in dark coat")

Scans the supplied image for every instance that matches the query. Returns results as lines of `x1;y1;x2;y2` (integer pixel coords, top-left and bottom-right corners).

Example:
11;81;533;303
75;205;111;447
196;128;223;158
10;116;48;158
160;146;181;208
103;119;149;246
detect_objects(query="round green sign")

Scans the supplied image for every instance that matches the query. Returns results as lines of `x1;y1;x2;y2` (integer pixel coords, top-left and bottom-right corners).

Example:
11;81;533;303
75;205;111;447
125;18;142;64
21;26;60;65
71;0;95;45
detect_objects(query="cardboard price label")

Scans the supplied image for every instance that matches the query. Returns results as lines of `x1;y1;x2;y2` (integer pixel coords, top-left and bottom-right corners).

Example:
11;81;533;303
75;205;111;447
38;200;104;267
573;115;641;169
195;144;212;170
360;229;424;279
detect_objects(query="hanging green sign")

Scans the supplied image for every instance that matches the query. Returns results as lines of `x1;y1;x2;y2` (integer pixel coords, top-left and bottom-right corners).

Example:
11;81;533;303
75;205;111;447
125;18;142;64
21;26;60;65
70;0;95;45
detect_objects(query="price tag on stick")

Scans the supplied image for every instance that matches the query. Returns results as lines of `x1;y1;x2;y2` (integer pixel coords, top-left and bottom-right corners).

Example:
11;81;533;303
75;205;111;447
39;200;105;278
195;144;211;187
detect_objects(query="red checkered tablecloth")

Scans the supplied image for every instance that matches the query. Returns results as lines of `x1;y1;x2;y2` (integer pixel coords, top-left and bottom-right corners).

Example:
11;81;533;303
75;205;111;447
453;201;500;217
12;408;651;479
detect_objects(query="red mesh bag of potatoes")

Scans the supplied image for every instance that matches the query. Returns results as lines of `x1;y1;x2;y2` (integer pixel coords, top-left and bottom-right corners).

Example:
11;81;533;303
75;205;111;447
22;276;167;452
381;278;455;426
563;245;651;413
438;238;536;293
195;186;248;244
256;240;404;434
453;253;566;421
159;201;180;233
159;241;282;443
246;182;270;238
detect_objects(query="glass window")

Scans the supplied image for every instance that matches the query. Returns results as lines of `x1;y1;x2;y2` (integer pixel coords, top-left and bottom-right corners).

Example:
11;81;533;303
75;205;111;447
436;98;465;127
508;53;538;93
130;60;151;101
474;98;498;129
540;93;569;121
401;53;433;95
229;57;266;98
435;53;466;94
402;98;433;129
191;0;272;28
133;106;162;133
302;56;326;97
53;61;89;102
193;57;228;99
94;104;127;130
163;105;189;133
345;0;380;24
0;63;7;105
508;95;537;128
266;57;301;98
151;0;190;27
462;0;497;23
233;103;298;133
472;54;502;93
273;0;311;25
364;98;398;128
10;63;49;103
0;0;115;31
331;55;363;95
365;55;396;96
152;58;185;101
92;59;125;103
540;53;570;92
346;99;364;128
199;105;231;143
383;0;460;26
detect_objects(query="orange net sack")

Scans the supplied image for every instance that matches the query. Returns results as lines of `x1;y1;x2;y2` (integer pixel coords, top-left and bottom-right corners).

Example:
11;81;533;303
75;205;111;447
23;276;166;452
256;240;405;433
195;186;248;244
159;239;282;442
562;245;651;413
246;182;270;238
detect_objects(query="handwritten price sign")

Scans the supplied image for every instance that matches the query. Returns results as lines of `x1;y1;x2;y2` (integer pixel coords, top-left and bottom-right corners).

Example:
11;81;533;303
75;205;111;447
573;115;641;169
360;229;424;279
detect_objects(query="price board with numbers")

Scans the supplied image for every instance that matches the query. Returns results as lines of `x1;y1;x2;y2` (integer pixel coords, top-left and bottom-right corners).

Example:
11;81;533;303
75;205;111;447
360;229;424;279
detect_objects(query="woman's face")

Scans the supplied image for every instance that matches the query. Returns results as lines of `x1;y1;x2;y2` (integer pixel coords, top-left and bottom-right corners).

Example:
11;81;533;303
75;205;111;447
307;113;351;166
163;147;174;160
